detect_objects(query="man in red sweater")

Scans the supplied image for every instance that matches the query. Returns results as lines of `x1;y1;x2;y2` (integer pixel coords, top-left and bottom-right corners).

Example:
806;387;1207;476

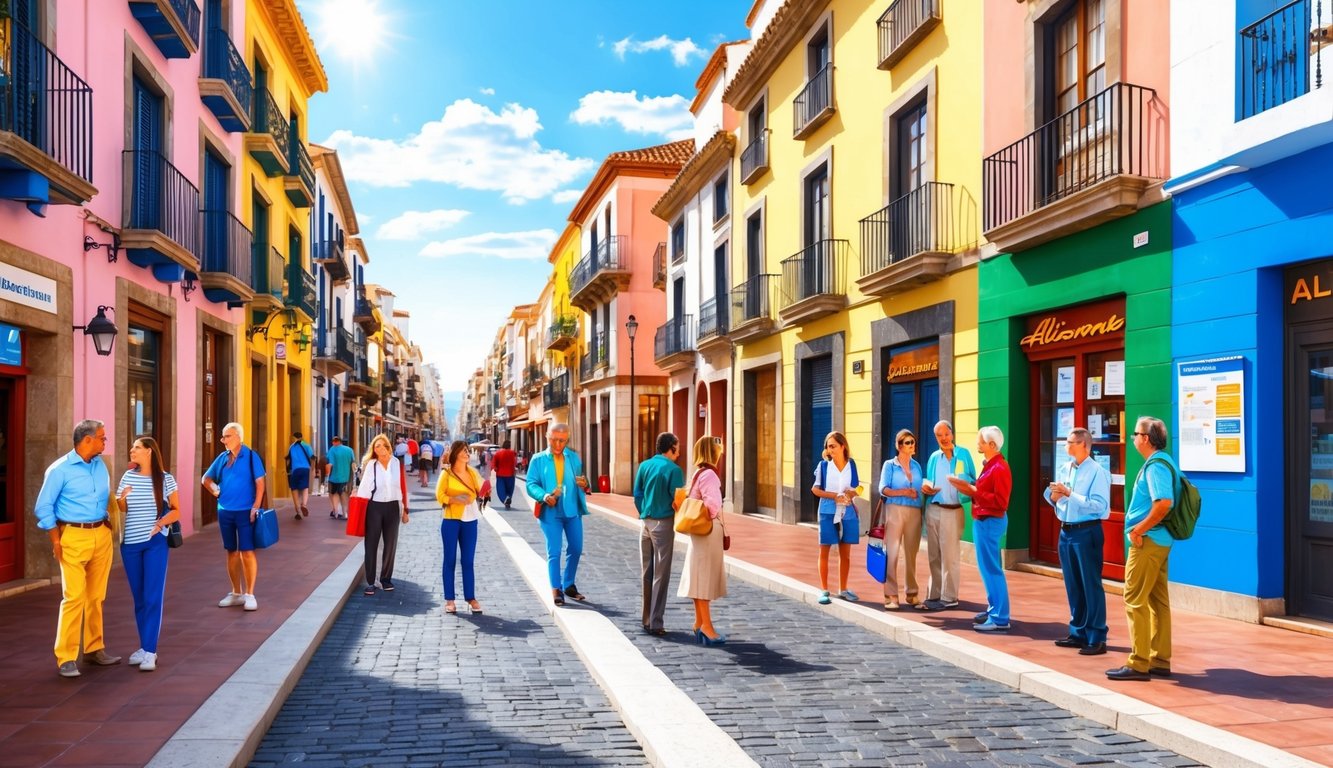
492;441;517;509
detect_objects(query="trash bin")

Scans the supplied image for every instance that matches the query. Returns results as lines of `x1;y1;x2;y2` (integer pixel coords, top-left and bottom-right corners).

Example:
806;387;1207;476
598;475;610;494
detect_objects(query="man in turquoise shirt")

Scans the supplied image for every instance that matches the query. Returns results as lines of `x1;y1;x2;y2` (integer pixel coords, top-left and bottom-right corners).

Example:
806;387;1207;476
324;436;356;519
525;423;592;606
919;420;977;611
1107;416;1177;682
35;419;122;676
633;432;684;636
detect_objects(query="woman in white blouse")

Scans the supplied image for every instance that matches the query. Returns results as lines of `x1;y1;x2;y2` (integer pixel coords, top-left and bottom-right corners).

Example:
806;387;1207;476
678;436;728;645
353;434;409;596
115;436;180;672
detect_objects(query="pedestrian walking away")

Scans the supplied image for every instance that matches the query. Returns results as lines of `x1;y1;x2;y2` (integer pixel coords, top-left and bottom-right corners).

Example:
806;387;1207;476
1045;427;1112;656
813;431;863;605
679;435;728;645
878;429;923;610
949;426;1012;632
287;432;314;520
437;440;485;614
325;435;356;519
525;422;592;606
1107;416;1178;682
36;419;122;677
115;435;180;672
418;439;435;487
202;422;267;612
353;434;410;596
492;440;517;508
632;432;684;635
919;420;976;611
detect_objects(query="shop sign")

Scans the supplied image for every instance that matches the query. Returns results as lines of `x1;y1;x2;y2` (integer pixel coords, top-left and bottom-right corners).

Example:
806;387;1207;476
275;341;287;361
1285;259;1333;323
1177;355;1246;473
0;261;57;315
886;344;939;383
1021;298;1126;355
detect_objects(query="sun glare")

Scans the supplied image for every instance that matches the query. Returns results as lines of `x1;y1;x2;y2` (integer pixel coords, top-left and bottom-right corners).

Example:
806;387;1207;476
309;0;392;72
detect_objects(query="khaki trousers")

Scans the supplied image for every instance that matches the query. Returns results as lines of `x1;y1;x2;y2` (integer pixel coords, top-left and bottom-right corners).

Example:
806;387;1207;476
925;503;965;603
881;504;922;601
1123;538;1172;673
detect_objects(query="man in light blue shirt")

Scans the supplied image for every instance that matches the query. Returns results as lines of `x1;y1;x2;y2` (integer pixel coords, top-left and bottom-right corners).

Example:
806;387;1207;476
35;419;122;676
1044;428;1112;655
919;420;977;611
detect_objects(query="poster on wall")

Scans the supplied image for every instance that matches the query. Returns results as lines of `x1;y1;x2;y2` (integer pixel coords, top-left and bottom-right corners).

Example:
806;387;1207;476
1177;356;1246;473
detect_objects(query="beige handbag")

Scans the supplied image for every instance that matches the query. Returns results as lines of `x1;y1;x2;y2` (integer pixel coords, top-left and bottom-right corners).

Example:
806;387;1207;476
673;470;713;535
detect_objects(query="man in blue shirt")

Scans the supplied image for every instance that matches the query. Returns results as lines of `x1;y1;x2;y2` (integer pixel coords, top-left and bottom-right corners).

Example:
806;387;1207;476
287;432;314;520
35;419;122;677
919;420;977;611
1107;416;1177;682
202;422;267;612
633;432;684;636
1044;427;1112;656
525;423;592;606
324;436;356;519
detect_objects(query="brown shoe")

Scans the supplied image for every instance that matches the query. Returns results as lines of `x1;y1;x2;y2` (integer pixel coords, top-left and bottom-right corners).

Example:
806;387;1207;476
85;649;121;666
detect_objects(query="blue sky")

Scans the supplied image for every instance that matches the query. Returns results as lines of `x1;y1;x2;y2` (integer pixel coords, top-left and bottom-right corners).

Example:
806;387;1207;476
296;1;748;393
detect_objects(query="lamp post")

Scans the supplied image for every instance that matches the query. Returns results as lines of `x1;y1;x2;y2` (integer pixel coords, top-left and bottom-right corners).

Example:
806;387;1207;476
625;314;638;472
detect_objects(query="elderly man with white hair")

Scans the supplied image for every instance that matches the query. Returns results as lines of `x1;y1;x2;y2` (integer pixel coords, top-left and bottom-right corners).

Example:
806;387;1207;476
948;425;1012;632
201;422;266;612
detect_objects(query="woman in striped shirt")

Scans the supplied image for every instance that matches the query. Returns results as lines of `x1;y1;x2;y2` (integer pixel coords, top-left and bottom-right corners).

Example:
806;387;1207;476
115;436;180;672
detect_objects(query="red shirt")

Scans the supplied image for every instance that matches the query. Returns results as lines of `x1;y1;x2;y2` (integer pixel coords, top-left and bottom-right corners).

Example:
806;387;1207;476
492;448;516;476
971;453;1011;520
407;439;419;456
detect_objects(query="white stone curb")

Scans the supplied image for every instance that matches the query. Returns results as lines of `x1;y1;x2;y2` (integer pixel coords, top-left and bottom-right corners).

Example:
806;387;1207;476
483;507;757;768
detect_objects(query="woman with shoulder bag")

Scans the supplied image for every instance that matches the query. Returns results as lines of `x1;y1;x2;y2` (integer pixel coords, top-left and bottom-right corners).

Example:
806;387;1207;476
436;440;485;615
812;431;863;605
678;436;728;645
879;429;924;610
115;436;180;672
352;434;409;597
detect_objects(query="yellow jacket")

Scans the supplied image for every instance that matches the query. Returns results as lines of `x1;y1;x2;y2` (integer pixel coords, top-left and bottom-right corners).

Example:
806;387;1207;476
436;466;482;520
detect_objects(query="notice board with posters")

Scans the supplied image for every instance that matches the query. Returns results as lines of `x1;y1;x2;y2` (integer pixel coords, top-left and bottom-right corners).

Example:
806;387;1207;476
1177;356;1246;472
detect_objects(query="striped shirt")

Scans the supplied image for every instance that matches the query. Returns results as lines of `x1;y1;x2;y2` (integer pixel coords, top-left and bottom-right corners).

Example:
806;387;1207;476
117;470;178;545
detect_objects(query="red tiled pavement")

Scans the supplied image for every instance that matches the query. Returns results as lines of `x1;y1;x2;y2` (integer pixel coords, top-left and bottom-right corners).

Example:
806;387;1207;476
586;491;1333;766
0;496;358;768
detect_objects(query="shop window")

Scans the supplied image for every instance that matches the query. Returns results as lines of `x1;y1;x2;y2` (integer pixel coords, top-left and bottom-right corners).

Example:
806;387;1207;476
637;394;664;469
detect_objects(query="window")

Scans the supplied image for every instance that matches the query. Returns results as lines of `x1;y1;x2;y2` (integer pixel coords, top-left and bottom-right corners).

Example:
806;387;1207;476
893;98;928;200
1052;0;1106;116
748;100;766;144
808;25;830;78
746;211;764;277
713;173;729;223
671;218;686;264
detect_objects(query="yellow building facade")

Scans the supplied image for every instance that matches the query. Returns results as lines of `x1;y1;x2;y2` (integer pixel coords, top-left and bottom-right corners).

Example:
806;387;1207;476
239;0;327;492
544;223;582;436
723;0;983;524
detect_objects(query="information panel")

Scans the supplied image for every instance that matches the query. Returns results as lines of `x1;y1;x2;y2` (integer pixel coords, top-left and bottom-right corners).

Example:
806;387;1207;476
1177;356;1246;473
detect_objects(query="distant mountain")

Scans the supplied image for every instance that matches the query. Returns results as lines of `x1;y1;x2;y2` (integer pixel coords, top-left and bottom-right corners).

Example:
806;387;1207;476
442;391;464;430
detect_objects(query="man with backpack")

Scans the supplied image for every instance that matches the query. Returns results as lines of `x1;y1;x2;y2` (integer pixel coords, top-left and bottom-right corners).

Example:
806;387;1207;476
1108;416;1179;681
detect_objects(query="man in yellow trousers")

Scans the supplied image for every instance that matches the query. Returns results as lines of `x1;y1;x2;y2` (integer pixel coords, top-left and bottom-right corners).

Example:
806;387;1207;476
35;419;122;677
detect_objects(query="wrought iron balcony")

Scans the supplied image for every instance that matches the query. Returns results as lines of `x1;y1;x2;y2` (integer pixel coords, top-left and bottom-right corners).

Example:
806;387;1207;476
876;0;941;70
793;66;835;139
729;273;779;343
857;182;960;296
285;260;317;322
0;14;95;208
246;85;289;177
1239;0;1326;119
546;314;578;352
122;149;201;282
199;209;254;305
569;235;630;310
199;27;252;132
129;0;201;59
579;331;609;382
383;364;400;391
740;131;769;184
314;325;355;375
982;82;1164;252
543;371;571;409
697;296;730;352
313;237;349;282
779;239;849;326
284;140;314;207
653;241;667;290
353;288;381;334
345;357;380;403
653;314;696;372
250;244;285;312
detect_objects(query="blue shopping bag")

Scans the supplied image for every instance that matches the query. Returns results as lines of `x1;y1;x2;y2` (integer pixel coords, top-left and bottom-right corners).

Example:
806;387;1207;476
865;541;887;584
253;508;279;549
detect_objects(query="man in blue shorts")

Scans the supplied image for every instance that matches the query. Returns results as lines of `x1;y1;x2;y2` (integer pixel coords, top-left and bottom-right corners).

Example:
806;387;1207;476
202;422;266;611
287;432;314;520
324;436;356;519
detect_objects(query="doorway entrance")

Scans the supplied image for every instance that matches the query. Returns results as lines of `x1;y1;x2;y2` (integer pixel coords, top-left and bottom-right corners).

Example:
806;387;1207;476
1289;322;1333;621
0;373;25;583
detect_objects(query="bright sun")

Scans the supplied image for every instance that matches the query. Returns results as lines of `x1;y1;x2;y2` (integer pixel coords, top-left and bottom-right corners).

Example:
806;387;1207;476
308;0;392;71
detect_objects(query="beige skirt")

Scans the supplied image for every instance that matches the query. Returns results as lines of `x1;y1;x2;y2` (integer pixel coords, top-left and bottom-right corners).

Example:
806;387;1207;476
677;513;727;600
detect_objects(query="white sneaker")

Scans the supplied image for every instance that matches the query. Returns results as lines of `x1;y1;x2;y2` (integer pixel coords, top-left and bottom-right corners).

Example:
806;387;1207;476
243;593;258;611
128;648;146;666
138;652;157;671
218;592;245;608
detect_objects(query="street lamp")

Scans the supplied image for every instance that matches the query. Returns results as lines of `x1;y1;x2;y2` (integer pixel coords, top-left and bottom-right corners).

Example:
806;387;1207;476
625;314;638;472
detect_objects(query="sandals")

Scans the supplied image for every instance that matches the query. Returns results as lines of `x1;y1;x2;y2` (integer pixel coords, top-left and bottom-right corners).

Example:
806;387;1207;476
468;600;483;614
445;601;457;614
553;590;566;607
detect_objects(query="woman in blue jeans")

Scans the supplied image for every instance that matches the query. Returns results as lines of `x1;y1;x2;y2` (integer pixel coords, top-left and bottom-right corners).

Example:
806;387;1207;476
436;440;484;614
115;436;180;672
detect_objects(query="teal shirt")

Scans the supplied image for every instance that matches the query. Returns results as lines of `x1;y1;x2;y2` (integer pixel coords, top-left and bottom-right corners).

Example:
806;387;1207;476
1126;450;1177;548
326;444;356;483
633;454;685;519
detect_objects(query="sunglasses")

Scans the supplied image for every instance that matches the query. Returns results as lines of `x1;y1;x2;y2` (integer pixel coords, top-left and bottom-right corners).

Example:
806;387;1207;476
900;439;916;446
1132;432;1148;438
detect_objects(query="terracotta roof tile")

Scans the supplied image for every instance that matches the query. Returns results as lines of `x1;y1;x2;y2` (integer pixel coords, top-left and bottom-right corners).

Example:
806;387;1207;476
607;139;696;167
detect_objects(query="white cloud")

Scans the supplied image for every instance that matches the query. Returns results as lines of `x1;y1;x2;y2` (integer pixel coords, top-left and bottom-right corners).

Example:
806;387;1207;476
323;99;595;204
612;35;705;66
551;189;584;204
419;229;558;261
480;87;496;96
375;209;471;240
570;90;693;139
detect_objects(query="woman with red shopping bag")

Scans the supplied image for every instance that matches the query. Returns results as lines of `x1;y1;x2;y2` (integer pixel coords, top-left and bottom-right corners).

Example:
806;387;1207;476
350;434;409;596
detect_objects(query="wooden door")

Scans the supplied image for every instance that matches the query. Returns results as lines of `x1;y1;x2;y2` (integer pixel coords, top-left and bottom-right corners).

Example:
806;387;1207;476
755;367;777;512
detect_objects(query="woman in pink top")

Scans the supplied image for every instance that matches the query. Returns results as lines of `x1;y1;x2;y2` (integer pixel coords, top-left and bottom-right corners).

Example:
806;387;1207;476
678;436;728;645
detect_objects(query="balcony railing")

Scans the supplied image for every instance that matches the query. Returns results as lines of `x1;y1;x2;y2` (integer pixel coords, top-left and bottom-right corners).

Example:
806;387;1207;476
251;244;284;300
982;82;1163;233
859;182;956;274
1239;0;1326;119
249;85;290;175
793;66;834;138
313;237;349;281
0;16;94;190
730;273;779;325
123;149;201;256
285;260;317;319
544;371;571;409
569;235;627;298
579;331;609;382
285;139;314;207
547;314;578;349
877;0;941;70
128;0;202;59
698;296;729;341
333;326;355;368
200;26;252;132
781;239;848;307
199;209;253;303
654;315;696;361
740;131;769;183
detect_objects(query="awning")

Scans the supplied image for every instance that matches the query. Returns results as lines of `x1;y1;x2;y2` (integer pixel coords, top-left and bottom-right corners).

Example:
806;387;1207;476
507;418;534;429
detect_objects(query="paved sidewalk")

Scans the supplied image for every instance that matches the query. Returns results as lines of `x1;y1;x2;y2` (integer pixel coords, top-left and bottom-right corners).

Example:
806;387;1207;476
0;495;359;768
583;490;1333;766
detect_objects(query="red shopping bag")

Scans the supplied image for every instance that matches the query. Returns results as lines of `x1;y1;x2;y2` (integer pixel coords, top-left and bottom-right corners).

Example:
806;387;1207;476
345;496;368;537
